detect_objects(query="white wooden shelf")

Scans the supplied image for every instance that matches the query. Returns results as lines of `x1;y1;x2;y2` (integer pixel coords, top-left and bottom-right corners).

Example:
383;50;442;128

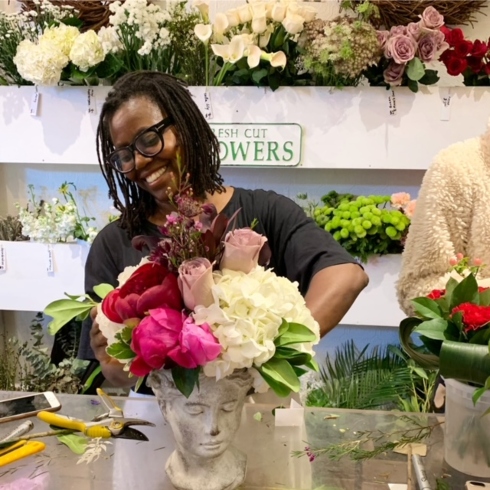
1;86;489;170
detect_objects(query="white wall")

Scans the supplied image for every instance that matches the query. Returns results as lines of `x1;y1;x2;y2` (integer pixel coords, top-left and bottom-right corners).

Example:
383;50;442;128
1;0;489;361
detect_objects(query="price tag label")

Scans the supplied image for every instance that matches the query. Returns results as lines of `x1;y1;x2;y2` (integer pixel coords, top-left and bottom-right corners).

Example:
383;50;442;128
441;88;452;121
88;88;97;115
30;88;40;117
203;91;213;121
387;89;397;116
0;243;6;271
46;244;54;273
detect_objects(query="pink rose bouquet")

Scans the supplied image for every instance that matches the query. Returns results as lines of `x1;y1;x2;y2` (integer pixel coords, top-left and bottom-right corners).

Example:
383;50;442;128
44;175;320;398
364;6;447;92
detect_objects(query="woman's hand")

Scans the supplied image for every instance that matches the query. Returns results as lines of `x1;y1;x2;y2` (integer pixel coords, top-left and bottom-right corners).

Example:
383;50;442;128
89;307;134;388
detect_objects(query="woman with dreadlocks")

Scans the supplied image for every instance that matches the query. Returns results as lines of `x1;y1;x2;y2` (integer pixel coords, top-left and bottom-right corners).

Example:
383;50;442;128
78;71;368;391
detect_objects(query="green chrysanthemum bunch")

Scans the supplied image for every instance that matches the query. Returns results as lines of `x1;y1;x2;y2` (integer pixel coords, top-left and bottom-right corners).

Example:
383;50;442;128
299;17;380;86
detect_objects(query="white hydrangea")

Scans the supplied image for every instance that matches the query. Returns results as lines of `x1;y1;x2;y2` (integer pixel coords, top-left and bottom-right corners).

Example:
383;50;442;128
14;38;67;86
193;266;320;381
69;30;105;71
40;24;80;57
97;26;123;55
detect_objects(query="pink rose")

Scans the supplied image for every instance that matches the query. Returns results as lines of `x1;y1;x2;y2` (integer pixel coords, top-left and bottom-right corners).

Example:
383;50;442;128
404;199;417;218
433;30;448;50
178;258;214;311
383;61;406;87
420;6;444;29
390;25;407;36
130;307;184;377
406;22;421;41
168;318;221;369
220;228;270;274
417;33;438;62
385;35;417;64
376;30;390;48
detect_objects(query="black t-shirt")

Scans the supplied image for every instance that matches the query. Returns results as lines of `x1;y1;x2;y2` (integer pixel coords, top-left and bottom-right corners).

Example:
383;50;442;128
77;188;358;380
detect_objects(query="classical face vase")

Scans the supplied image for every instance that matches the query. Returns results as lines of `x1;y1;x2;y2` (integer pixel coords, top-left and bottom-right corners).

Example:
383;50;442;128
149;369;253;490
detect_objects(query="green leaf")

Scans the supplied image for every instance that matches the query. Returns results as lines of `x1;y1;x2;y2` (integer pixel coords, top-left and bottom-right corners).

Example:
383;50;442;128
252;68;268;84
472;376;490;405
406;58;426;81
61;17;83;28
407;78;419;93
115;326;133;344
414;318;448;340
304;357;320;372
95;54;124;79
259;358;301;393
44;300;93;335
258;369;292;397
93;283;114;300
419;69;440;86
172;366;200;398
450;274;479;310
274;346;311;365
469;327;490;345
398;317;440;369
134;376;145;393
292;365;308;378
277;319;289;337
106;342;135;360
275;323;318;347
480;288;490;306
411;366;428;380
411;297;442;320
57;434;88;455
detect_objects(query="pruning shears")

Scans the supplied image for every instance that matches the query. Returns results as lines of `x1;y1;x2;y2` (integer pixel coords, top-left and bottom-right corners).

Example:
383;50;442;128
37;388;155;441
0;440;46;467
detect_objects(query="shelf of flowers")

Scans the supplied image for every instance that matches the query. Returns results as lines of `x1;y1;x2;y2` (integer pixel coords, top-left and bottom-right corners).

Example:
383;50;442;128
1;84;490;170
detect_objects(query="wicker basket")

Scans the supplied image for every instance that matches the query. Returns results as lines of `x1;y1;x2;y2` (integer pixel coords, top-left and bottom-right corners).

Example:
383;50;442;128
19;0;119;32
348;0;487;29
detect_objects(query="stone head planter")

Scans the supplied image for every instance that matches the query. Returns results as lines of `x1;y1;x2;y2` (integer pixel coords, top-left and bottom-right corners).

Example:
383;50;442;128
148;368;253;490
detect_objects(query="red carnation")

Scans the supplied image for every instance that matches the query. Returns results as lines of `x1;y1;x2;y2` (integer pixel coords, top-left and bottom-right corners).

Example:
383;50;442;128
445;56;468;76
428;289;445;300
453;40;474;58
479;287;489;293
451;303;490;332
471;39;488;58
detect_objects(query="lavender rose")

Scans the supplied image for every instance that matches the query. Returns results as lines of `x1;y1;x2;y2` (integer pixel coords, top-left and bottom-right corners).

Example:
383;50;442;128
420;6;444;29
376;30;390;48
220;228;269;274
390;25;407;36
385;34;417;64
178;258;214;311
383;61;406;87
406;22;421;41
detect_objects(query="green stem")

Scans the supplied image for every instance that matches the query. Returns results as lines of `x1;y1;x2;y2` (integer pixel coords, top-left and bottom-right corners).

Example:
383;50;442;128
214;62;231;86
205;45;209;88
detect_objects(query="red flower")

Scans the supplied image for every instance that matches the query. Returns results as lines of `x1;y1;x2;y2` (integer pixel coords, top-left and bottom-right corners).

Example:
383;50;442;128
453;40;474;58
468;56;484;73
444;28;465;47
428;289;445;300
445;56;468;76
439;49;452;64
485;63;490;75
451;303;490;332
102;262;183;323
471;39;488;58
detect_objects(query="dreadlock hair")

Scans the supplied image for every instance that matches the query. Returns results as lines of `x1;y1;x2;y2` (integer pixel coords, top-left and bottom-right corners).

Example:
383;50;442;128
96;71;224;237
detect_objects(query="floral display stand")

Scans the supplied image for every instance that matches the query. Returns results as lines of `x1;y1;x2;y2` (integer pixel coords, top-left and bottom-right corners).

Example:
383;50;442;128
1;86;490;170
0;241;89;311
341;254;404;327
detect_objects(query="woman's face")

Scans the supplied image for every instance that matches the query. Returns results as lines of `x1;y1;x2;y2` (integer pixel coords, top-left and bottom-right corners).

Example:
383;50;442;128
109;96;180;207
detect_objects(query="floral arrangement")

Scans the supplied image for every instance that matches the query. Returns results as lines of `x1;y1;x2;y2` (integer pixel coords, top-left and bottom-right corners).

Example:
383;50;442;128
45;173;320;397
364;6;447;92
400;254;490;404
310;191;415;262
17;182;97;244
194;0;316;89
297;16;381;87
439;27;490;86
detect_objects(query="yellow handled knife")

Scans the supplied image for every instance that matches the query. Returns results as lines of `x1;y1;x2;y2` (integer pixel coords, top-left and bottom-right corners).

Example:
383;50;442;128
0;440;46;467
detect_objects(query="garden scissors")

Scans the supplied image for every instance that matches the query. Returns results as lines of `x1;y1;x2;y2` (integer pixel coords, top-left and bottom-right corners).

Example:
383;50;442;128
0;440;46;467
37;388;155;441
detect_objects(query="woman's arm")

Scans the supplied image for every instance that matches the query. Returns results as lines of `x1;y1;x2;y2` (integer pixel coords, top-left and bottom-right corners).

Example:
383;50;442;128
305;263;369;337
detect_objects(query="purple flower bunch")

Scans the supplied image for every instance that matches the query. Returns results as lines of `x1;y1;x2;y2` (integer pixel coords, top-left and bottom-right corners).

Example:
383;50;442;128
374;6;448;89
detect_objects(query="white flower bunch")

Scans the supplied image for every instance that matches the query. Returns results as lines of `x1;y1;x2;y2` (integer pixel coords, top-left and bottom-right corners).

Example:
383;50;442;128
193;266;319;388
13;22;105;85
102;0;171;57
194;0;316;71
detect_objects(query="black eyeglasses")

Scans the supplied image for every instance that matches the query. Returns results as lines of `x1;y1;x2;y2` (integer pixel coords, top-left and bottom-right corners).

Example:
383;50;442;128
108;116;174;174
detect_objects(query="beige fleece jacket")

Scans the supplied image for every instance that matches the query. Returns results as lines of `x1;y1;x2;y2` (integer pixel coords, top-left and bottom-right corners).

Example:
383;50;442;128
397;124;490;315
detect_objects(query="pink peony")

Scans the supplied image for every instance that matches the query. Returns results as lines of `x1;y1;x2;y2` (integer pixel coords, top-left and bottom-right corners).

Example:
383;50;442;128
220;228;270;274
376;30;390;48
406;22;422;41
419;6;444;30
404;199;417;218
178;258;214;311
385;35;417;64
383;61;406;86
130;307;184;377
168;317;221;369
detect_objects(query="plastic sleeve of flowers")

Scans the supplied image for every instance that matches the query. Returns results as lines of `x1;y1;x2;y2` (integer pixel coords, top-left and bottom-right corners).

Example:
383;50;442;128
399;318;440;369
439;341;490;386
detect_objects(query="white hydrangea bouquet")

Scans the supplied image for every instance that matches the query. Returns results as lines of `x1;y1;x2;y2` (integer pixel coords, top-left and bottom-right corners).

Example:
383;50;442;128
46;183;319;397
193;0;317;89
17;182;97;244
